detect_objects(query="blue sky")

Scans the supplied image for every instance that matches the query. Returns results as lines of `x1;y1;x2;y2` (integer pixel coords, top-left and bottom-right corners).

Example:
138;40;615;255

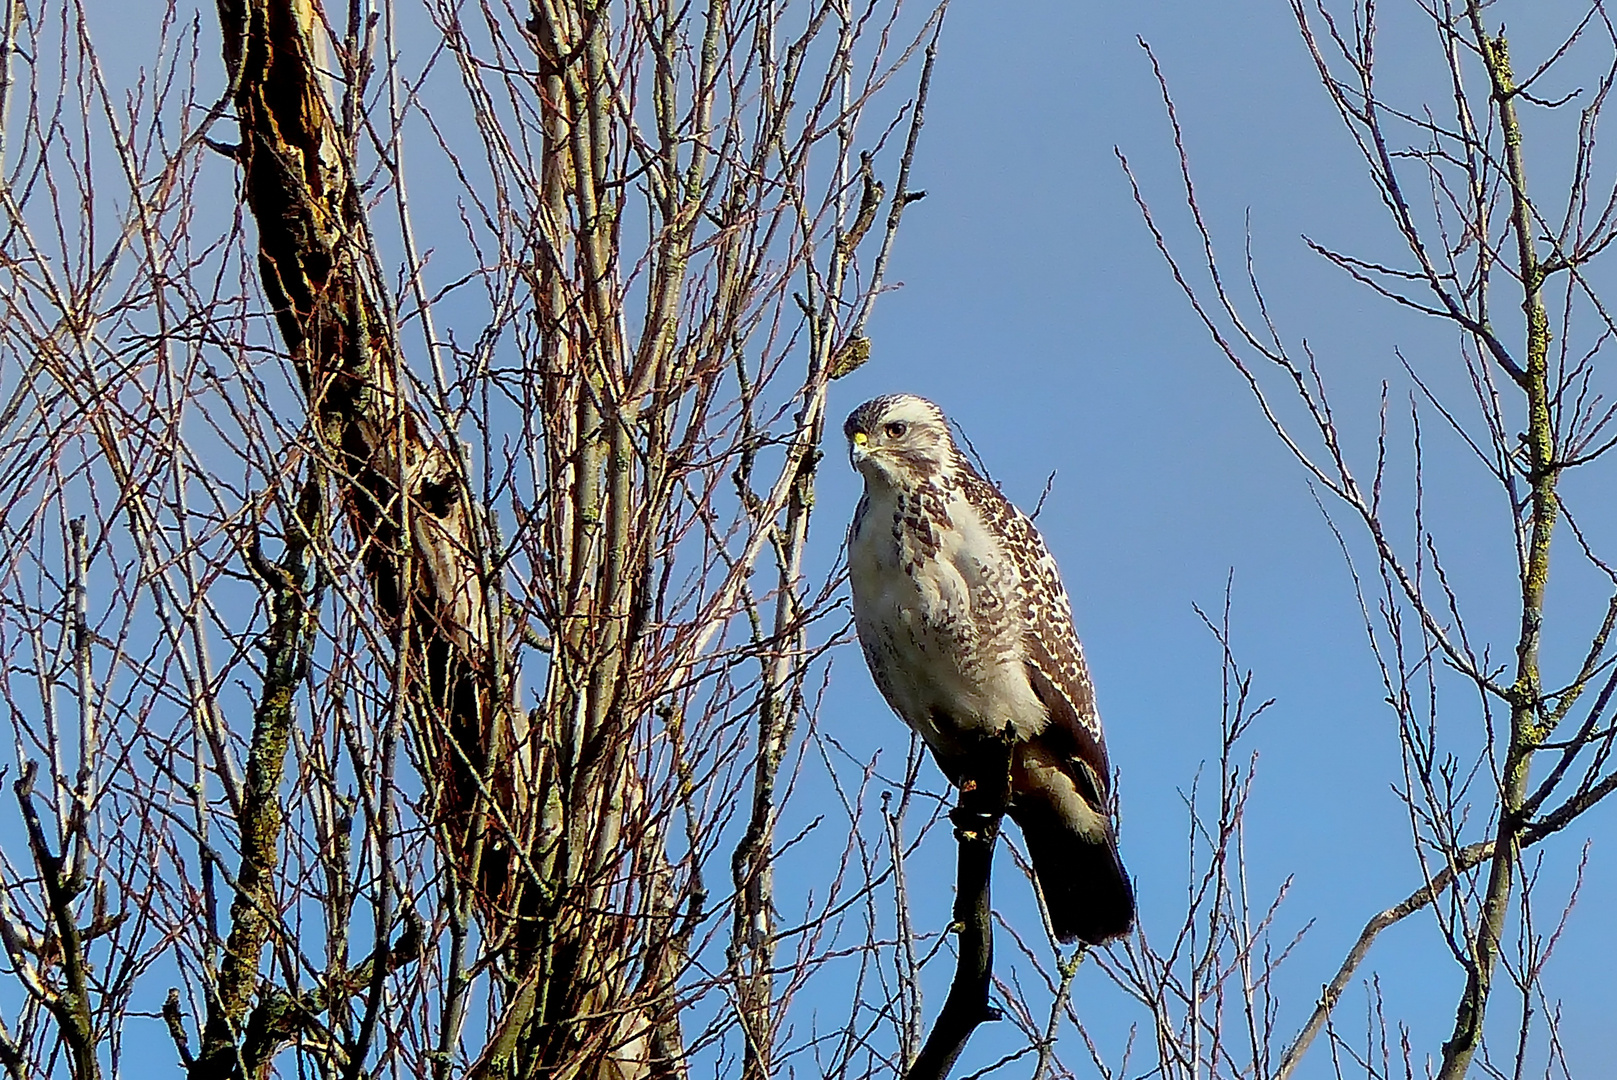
812;0;1617;1075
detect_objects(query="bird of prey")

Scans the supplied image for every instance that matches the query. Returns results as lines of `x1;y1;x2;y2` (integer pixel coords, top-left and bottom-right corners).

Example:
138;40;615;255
844;394;1134;945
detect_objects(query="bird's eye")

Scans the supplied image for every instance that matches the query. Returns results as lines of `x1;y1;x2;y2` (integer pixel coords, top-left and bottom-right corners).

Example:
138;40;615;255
884;421;909;439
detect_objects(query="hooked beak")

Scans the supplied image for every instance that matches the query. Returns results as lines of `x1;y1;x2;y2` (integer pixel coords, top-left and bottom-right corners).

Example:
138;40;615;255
849;430;869;469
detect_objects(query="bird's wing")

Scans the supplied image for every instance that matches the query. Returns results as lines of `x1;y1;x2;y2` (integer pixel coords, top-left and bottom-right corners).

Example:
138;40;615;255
956;465;1112;807
1022;643;1109;808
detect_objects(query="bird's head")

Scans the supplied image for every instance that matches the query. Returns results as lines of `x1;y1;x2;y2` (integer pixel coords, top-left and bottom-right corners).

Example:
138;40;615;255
843;394;955;489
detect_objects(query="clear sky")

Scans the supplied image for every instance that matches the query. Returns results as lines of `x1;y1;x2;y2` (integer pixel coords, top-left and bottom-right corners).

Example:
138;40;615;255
813;0;1617;1075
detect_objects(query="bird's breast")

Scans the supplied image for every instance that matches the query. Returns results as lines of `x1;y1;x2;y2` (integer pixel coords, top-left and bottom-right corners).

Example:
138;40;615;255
849;483;1041;745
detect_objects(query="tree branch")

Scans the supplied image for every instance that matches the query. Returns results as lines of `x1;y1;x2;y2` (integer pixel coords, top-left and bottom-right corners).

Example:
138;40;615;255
906;747;1011;1080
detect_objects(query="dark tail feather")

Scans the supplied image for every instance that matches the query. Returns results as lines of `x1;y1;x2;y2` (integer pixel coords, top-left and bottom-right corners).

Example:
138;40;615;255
1010;806;1135;946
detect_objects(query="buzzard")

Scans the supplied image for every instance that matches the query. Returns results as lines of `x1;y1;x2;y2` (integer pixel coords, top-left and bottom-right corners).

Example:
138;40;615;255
844;394;1134;945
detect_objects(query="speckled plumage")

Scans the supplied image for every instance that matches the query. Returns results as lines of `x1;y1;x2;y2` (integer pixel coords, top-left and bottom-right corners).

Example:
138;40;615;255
845;394;1134;945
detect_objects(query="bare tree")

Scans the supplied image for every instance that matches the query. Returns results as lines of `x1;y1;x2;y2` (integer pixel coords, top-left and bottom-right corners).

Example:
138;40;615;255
1120;0;1617;1075
0;0;964;1075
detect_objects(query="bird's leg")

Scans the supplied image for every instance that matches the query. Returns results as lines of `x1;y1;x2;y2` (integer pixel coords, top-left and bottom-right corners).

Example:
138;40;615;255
955;725;1013;815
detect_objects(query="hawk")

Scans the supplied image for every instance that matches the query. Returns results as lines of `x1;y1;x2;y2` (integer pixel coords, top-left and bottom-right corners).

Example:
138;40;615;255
844;394;1134;945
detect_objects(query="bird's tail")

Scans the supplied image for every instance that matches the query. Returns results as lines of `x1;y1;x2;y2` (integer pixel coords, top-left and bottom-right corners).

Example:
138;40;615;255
1009;802;1135;946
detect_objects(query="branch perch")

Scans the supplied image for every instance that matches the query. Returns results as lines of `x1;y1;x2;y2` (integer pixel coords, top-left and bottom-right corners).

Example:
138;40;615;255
906;744;1010;1080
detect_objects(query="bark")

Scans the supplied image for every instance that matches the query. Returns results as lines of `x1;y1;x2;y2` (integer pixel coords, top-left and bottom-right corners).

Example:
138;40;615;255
216;3;661;1076
906;740;1012;1080
191;484;322;1080
1437;22;1556;1078
216;0;522;901
214;0;536;1072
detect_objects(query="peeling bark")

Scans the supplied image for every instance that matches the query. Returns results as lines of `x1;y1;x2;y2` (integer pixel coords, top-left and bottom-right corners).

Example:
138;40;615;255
216;0;524;900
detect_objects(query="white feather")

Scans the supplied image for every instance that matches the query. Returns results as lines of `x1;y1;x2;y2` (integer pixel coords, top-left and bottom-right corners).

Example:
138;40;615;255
848;480;1049;761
